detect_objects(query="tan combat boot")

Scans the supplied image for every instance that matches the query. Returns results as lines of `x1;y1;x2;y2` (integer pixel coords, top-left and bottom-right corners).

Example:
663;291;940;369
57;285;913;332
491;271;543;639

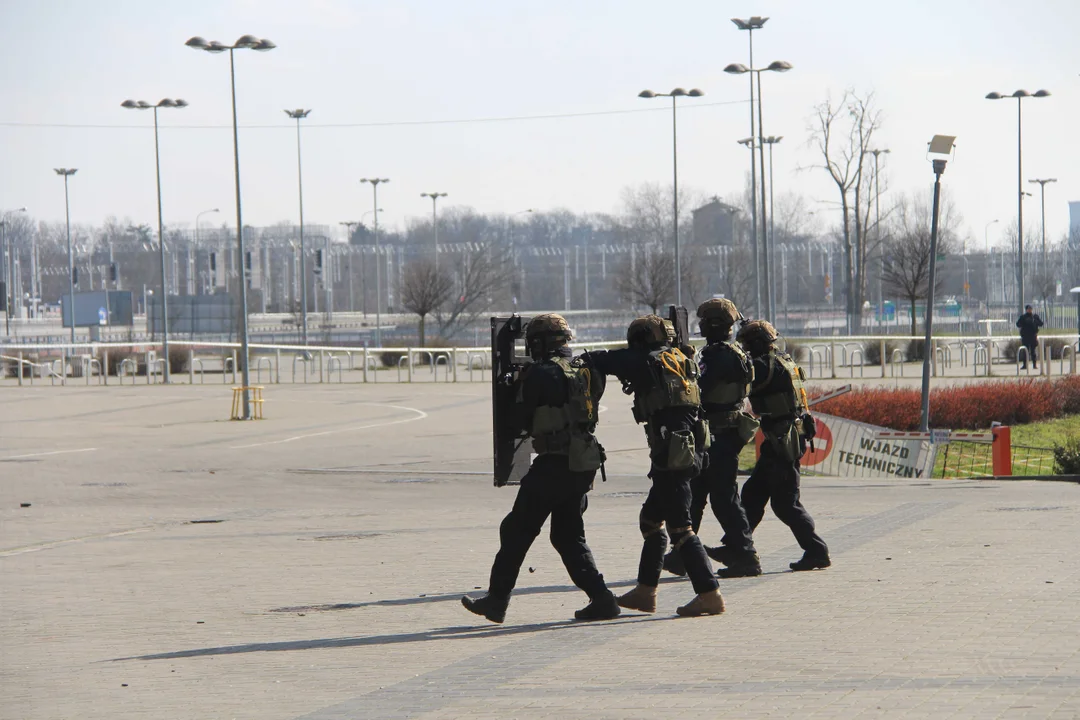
616;584;658;613
675;588;725;617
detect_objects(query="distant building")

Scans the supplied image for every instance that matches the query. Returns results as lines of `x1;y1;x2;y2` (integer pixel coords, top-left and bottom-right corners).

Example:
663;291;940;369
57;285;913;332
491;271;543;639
692;198;740;246
1070;201;1080;247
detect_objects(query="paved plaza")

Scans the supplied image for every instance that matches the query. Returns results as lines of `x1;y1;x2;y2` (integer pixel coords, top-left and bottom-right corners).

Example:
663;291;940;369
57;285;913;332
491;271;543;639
2;382;1079;719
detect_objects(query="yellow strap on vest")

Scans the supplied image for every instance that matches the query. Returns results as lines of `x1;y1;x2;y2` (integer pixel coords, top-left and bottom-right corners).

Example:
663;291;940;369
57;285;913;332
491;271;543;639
582;367;594;421
660;348;691;394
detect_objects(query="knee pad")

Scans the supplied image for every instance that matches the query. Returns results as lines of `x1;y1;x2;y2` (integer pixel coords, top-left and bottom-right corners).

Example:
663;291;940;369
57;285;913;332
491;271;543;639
669;525;695;550
639;511;665;539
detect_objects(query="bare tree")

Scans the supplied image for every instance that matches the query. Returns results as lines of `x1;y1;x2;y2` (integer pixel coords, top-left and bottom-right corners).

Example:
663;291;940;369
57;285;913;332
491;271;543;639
881;190;960;337
434;243;511;341
400;258;453;346
715;244;756;313
807;89;883;332
613;245;674;314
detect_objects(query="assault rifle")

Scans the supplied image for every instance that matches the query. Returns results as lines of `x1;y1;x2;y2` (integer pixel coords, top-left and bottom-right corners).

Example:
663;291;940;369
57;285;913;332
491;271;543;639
667;304;692;355
491;315;533;487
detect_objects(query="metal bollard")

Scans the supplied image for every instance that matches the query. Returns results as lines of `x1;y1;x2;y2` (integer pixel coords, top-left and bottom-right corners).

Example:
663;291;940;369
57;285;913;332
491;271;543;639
189;349;195;384
17;351;23;387
276;348;281;384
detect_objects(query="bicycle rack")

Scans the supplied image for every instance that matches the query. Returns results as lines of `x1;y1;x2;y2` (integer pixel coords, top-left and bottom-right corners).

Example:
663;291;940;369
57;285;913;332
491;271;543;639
810;344;833;378
223;356;236;384
890;349;904;384
292;353;312;384
191;358;206;384
119;358;138;384
397;355;409;382
467;352;487;382
848;348;865;378
326;354;344;383
84;357;103;385
256;356;274;384
1062;344;1076;375
1016;346;1030;375
972;342;989;377
433;352;451;382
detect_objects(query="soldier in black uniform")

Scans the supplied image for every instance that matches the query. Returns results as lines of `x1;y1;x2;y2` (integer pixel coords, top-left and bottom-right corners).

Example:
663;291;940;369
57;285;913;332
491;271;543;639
737;320;830;571
664;299;762;578
583;315;725;617
462;313;621;623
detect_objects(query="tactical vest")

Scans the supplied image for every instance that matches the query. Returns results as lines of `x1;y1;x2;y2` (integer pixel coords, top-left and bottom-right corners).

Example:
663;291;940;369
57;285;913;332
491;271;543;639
700;341;754;408
632;347;702;422
528;357;602;471
749;350;809;418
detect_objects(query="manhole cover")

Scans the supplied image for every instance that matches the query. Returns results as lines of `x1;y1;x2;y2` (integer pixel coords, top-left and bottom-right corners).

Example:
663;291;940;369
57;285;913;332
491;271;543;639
309;532;383;541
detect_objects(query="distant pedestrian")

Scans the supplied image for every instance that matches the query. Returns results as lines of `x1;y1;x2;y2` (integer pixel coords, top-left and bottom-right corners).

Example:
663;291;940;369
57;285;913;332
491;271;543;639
1016;305;1043;369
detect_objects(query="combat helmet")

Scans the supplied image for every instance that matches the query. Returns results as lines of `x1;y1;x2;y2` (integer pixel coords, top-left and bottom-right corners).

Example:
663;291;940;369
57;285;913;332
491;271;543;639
736;320;779;354
697;298;742;336
526;313;573;344
627;315;674;348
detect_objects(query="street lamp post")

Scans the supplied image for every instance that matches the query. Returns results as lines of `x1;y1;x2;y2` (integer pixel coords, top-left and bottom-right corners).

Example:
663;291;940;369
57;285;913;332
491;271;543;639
121;98;188;383
725;60;794;321
1029;178;1057;278
360;178;389;347
869;148;890;329
421;192;448;273
638;88;704;307
732;16;766;318
920;135;956;432
186;34;275;419
285;108;312;345
196;208;219;294
986;89;1051;314
763;135;782;329
2;207;27;336
737;137;761;315
54;169;78;345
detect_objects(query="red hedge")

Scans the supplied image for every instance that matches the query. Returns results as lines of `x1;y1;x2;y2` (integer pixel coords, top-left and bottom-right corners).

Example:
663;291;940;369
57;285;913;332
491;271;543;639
810;376;1080;431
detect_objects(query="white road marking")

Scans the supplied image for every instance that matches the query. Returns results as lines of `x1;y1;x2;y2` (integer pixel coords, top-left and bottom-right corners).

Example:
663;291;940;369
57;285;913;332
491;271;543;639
0;447;98;461
229;404;429;449
0;526;154;558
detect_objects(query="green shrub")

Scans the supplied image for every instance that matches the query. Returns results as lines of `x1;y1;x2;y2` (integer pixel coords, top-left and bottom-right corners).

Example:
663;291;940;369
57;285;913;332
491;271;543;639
1052;434;1080;474
864;340;904;366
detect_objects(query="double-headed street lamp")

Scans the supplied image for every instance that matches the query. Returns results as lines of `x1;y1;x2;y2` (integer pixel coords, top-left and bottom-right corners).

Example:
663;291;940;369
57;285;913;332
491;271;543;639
186;34;275;419
421;192;448;272
2;207;27;336
985;88;1050;314
725;59;793;322
360;178;389;347
54;169;77;344
121;98;188;382
1028;178;1057;276
285;108;312;345
638;87;704;307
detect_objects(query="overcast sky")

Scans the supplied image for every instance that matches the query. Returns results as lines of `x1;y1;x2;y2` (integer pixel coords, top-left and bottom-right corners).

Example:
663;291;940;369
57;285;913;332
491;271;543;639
1;0;1077;247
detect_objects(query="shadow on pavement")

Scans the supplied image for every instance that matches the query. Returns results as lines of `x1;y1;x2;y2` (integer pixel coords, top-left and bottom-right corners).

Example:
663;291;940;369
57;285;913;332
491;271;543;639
113;615;670;662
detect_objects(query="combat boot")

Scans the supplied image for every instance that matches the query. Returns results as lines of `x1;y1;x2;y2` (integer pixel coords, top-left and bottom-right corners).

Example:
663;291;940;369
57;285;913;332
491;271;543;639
705;545;734;564
574;592;621;621
675;588;726;617
716;552;762;579
461;593;510;624
616;584;658;613
662;550;687;577
789;553;831;572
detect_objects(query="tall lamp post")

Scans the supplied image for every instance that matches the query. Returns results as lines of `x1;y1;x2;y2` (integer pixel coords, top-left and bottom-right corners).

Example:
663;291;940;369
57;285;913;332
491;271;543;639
54;169;78;344
732;16;766;317
339;221;358;313
2;207;27;336
869;148;890;328
762;135;782;328
985;89;1050;315
421;192;448;272
196;208;219;294
737;137;761;314
186;34;275;419
725;60;794;321
121;97;187;383
285;108;312;345
638;87;704;306
1028;178;1057;277
920;135;956;432
360;178;389;347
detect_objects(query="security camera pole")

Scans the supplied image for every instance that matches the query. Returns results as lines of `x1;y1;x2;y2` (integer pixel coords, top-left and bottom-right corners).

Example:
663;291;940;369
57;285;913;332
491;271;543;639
920;135;956;432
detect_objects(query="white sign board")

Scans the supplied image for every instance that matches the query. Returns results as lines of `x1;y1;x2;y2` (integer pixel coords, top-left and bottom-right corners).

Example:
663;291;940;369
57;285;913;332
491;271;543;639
759;412;939;478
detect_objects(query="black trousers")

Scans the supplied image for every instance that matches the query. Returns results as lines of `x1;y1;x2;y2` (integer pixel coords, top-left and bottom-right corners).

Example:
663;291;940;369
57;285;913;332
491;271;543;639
1021;342;1038;368
488;454;611;601
742;439;829;559
638;471;719;594
690;430;756;555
